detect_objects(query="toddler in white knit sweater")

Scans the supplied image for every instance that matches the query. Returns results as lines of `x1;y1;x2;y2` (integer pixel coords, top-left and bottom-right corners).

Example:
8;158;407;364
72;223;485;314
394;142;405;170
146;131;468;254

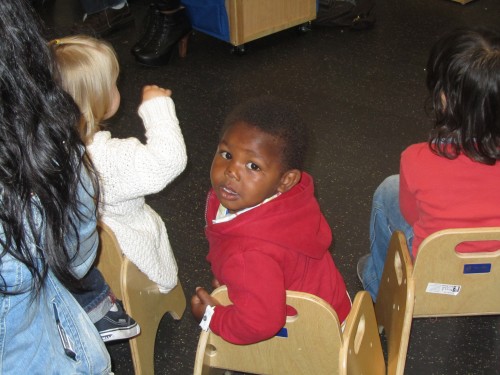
50;35;187;341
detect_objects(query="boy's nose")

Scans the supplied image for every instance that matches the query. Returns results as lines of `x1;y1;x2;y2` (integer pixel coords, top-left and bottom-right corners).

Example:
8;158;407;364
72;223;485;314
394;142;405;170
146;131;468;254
224;163;240;181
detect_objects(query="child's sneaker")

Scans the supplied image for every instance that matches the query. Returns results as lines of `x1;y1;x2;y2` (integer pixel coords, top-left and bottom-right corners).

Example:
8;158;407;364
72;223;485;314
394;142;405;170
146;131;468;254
94;300;140;343
357;254;370;285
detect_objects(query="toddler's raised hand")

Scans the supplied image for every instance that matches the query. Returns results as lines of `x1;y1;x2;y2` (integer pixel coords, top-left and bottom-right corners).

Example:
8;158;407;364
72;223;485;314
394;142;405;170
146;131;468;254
141;85;172;103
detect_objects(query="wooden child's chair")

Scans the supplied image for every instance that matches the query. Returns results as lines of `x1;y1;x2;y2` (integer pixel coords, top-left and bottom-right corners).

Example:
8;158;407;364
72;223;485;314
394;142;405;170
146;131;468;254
374;231;414;375
96;222;187;375
341;291;386;375
193;286;385;375
375;228;500;374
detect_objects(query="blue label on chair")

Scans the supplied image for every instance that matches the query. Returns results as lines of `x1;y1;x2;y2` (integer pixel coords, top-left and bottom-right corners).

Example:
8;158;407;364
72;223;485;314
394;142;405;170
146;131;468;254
276;327;288;338
463;263;491;274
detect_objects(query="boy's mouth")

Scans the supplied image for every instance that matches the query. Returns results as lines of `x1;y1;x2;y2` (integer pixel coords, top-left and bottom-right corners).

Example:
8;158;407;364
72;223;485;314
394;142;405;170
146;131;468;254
218;186;239;201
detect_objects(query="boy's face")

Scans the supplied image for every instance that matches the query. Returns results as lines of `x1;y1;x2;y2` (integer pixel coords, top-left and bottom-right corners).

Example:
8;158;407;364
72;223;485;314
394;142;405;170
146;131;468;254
210;121;288;214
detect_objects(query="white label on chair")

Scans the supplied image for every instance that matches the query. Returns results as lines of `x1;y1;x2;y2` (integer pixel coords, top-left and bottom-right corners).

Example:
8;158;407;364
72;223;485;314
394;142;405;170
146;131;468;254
425;283;461;295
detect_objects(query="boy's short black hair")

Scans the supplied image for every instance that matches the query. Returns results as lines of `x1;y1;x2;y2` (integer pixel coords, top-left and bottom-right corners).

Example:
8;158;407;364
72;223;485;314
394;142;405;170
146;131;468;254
222;96;308;171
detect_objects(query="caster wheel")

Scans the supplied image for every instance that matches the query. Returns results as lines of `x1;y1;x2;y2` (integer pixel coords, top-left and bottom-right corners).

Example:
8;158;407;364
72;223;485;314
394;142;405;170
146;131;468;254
231;44;246;56
298;21;312;34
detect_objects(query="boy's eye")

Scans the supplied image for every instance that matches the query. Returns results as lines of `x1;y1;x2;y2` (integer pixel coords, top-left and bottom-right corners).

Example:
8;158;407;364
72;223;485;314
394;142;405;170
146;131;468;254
220;151;231;160
246;162;261;171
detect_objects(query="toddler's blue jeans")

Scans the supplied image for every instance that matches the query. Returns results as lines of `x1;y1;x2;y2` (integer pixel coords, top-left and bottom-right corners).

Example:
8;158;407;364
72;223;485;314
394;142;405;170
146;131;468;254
361;175;414;301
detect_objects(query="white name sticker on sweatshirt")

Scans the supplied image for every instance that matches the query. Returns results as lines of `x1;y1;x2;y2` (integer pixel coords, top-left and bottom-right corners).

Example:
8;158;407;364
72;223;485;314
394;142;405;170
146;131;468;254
425;283;461;296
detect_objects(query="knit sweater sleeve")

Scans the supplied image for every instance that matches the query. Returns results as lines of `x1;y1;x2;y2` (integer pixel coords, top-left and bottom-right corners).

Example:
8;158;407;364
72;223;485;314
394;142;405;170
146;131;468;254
136;96;187;191
89;96;187;201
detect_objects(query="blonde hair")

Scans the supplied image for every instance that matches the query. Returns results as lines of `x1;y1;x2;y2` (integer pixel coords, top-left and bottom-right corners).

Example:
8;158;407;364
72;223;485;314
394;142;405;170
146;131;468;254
50;35;120;143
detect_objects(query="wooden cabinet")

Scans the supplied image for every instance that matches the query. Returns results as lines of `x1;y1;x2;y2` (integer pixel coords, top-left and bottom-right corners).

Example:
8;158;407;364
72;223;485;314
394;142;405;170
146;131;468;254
225;0;317;46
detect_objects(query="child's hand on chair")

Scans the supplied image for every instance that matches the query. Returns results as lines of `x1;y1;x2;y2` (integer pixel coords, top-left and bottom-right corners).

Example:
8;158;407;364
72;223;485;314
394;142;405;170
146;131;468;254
211;277;221;289
191;287;220;324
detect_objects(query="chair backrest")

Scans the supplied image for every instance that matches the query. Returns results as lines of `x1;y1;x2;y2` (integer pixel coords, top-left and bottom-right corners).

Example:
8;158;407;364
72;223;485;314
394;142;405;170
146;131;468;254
341;291;386;375
374;231;414;375
96;221;186;375
412;227;500;317
96;222;125;300
375;228;500;375
193;286;343;375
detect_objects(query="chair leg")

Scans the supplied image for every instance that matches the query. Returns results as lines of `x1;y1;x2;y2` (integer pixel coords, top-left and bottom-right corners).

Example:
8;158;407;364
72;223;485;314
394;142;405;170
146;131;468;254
122;260;187;375
128;324;157;375
163;282;187;320
124;287;164;375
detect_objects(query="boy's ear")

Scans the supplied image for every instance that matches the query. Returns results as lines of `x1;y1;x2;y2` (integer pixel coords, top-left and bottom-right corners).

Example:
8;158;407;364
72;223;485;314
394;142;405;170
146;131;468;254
278;169;302;193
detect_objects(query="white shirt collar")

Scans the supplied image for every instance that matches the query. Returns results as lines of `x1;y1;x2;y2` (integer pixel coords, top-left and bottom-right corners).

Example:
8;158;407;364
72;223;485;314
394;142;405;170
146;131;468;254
212;192;281;224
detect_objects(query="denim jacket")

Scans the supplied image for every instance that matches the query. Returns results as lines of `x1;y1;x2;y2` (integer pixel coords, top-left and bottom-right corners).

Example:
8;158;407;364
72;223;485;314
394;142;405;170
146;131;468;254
0;170;111;374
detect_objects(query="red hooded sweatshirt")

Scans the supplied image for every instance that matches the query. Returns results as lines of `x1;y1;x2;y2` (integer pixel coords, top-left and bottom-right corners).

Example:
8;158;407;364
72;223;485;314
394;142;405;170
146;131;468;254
205;172;351;344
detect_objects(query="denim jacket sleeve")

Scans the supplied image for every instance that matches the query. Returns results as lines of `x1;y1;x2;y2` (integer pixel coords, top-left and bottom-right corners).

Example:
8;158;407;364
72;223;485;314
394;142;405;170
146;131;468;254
66;166;99;279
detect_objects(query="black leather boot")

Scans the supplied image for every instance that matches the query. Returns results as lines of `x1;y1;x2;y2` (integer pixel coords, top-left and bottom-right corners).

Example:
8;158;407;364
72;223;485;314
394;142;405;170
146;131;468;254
71;5;134;37
131;4;161;56
134;7;192;66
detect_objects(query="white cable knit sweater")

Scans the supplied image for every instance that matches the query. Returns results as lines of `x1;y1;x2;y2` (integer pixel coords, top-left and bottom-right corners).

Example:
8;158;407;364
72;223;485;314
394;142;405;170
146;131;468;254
87;96;187;292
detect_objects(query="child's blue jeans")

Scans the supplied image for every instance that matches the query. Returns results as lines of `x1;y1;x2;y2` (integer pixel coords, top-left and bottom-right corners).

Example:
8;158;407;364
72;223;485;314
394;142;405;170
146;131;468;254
72;267;113;323
361;175;414;301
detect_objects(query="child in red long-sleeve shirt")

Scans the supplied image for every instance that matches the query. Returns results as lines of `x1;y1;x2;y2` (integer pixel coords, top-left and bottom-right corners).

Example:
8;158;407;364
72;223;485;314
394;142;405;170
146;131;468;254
358;27;500;302
191;96;351;344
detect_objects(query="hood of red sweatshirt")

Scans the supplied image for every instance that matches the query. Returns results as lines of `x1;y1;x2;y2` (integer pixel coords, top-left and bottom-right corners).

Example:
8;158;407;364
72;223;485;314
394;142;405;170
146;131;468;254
205;172;332;259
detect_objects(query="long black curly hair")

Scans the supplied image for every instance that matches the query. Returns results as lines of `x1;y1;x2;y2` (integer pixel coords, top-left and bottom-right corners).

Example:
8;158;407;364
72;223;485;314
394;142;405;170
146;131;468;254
426;27;500;165
0;0;98;295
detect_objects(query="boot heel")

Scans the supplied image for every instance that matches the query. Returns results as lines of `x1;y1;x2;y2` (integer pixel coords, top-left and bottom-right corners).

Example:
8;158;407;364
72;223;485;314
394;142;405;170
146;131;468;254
178;32;191;59
133;7;192;66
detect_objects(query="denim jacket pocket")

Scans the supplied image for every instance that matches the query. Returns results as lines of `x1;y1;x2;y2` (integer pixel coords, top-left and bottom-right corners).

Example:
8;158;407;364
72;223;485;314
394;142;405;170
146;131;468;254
48;275;111;374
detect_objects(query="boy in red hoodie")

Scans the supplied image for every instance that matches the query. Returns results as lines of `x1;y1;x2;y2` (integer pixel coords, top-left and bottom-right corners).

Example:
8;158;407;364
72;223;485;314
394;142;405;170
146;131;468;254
191;96;351;344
